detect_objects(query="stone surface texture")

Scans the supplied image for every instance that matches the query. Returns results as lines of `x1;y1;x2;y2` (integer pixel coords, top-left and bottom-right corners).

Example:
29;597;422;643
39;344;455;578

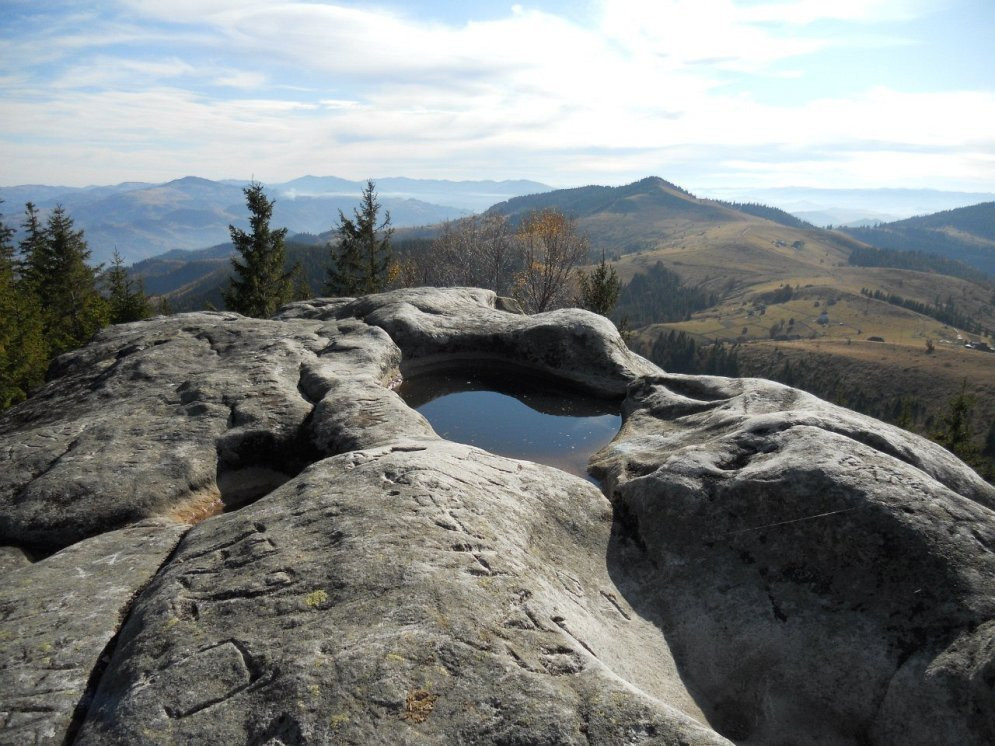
0;287;992;745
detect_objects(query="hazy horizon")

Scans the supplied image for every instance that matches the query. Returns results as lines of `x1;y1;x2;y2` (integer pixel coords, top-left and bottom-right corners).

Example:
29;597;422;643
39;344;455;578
2;1;993;193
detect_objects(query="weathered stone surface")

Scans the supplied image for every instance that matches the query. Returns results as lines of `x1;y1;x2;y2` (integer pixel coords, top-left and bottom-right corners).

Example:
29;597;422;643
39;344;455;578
593;373;995;744
76;443;727;744
0;287;993;744
0;546;30;576
0;520;187;744
278;287;658;396
0;313;402;551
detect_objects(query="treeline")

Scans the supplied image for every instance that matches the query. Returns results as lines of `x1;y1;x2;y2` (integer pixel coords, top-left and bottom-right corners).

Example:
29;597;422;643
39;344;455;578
720;201;813;229
848;246;989;284
633;329;740;377
843;203;995;276
611;262;717;327
1;202;152;409
860;287;991;337
3;179;608;413
209;180;599;317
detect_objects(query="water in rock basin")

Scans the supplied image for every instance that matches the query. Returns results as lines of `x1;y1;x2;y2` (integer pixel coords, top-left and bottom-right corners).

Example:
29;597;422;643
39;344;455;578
398;365;622;481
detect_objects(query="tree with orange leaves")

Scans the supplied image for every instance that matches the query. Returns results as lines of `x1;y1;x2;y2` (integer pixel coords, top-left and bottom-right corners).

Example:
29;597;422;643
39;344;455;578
513;208;589;313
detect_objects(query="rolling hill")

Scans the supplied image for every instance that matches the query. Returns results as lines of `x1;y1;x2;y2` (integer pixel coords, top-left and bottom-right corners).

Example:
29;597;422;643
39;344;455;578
483;177;995;459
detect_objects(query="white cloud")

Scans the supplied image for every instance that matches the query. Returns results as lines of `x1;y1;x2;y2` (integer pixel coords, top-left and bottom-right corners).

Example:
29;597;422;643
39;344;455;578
214;71;269;89
0;0;991;190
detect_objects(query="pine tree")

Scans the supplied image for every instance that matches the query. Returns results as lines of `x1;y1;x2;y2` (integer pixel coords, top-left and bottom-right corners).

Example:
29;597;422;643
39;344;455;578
19;202;50;292
934;381;979;464
325;180;393;296
105;250;152;324
0;202;47;409
224;182;292;317
577;249;621;317
39;205;108;356
983;421;995;462
291;262;313;301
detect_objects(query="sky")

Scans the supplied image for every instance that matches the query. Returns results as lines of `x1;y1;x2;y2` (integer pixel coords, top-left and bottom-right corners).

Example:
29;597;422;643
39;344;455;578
1;0;994;192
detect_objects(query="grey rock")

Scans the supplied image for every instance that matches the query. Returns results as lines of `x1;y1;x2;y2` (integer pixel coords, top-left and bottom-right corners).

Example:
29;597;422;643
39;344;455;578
0;313;403;551
0;287;992;744
76;443;727;744
0;520;187;745
593;373;995;744
278;287;657;396
0;546;30;576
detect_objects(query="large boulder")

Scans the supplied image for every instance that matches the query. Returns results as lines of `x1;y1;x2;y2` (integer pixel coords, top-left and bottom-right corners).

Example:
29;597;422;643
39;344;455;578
0;287;992;744
593;373;995;744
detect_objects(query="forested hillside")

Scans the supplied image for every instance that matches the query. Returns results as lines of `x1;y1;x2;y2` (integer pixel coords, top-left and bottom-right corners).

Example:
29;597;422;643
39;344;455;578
843;202;995;276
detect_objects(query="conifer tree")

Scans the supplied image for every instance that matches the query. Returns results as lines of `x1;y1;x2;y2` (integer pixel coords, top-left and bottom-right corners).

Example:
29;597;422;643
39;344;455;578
19;202;50;292
0;202;46;409
325;180;393;296
291;262;313;301
224;182;292;317
105;250;153;324
577;248;621;316
38;205;108;356
934;381;979;464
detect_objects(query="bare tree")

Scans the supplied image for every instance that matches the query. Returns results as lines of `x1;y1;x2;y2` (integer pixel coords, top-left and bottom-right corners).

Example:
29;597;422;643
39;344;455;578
475;214;515;295
409;214;516;293
513;209;589;313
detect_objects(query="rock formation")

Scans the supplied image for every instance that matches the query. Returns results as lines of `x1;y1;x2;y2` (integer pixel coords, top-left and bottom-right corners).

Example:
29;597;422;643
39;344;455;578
1;287;992;744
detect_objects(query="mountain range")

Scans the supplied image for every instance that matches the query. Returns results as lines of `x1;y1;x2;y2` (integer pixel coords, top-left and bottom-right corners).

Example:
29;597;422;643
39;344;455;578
0;176;553;264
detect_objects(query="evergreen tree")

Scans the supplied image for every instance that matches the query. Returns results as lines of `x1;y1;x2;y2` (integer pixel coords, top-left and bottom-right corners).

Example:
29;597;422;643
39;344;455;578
934;381;979;464
577;249;621;317
325;180;393;296
291;262;313;301
0;202;47;409
983;421;995;462
19;202;50;292
39;205;108;356
224;182;292;317
104;250;153;324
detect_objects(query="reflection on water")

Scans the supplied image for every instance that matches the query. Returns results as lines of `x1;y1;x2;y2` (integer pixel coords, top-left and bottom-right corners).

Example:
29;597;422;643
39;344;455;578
397;366;621;481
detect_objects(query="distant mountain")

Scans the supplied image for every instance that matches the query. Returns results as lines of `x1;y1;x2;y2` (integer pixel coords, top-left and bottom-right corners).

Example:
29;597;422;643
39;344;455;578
486;176;747;254
841;202;995;276
270;175;551;212
701;186;995;225
486;176;836;258
0;175;553;264
791;209;904;228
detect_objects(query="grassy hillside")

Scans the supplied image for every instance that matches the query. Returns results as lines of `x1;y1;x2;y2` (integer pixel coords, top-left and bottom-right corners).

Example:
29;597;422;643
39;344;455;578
535;179;995;475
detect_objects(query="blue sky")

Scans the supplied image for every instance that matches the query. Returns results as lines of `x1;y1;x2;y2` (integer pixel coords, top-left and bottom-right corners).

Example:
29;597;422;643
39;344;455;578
1;0;993;191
